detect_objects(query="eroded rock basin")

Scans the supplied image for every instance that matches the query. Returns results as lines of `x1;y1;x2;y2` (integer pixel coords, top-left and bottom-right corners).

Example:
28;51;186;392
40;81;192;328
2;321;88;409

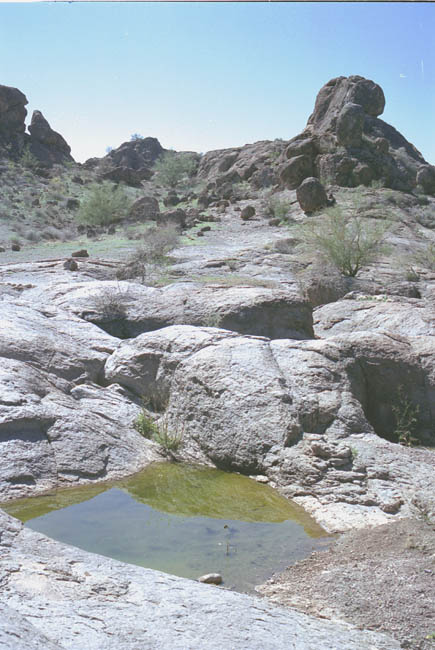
2;462;329;593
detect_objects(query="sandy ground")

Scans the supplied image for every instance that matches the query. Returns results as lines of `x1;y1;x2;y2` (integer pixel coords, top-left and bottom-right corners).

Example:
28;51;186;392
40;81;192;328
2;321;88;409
258;518;435;650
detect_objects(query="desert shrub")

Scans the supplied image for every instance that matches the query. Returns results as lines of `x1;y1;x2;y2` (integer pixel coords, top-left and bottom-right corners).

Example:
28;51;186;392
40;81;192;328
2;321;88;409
153;152;197;188
20;146;39;171
76;182;131;226
118;225;180;282
267;196;293;222
297;207;391;277
91;287;129;320
24;229;41;242
415;206;435;229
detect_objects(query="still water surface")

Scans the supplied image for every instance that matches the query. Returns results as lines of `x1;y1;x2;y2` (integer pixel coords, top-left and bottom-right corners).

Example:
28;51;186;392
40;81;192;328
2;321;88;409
3;463;330;593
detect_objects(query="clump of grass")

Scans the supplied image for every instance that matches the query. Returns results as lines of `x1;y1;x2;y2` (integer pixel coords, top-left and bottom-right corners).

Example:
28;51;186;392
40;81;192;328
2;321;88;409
133;406;183;452
134;410;160;438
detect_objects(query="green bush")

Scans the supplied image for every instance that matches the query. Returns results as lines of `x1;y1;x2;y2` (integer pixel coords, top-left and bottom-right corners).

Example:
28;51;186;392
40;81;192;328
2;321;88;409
134;410;160;438
20;146;39;171
297;207;391;277
267;196;293;222
153;152;197;188
133;410;183;452
76;182;131;226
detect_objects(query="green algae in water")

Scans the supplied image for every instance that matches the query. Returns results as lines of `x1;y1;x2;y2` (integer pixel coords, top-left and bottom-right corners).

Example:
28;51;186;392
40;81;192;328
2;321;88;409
3;463;329;593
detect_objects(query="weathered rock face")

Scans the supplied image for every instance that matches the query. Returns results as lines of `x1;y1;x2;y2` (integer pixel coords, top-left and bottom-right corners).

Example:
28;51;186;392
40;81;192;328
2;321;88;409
28;110;73;165
0;296;118;382
281;75;429;193
0;84;27;137
197;139;286;191
0;84;28;155
0;85;74;165
0;357;161;501
314;294;435;339
104;325;435;531
24;280;314;341
0;510;400;650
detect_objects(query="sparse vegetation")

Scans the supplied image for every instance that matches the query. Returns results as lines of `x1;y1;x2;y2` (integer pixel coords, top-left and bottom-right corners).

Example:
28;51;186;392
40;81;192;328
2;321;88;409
392;386;420;447
91;287;129;320
134;404;183;452
412;241;435;270
117;224;180;282
153;152;197;188
297;207;391;277
267;195;293;222
76;182;132;227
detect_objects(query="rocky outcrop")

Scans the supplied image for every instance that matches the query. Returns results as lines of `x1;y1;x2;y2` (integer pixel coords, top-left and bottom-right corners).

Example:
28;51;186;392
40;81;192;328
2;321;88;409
280;75;430;193
103;325;435;531
0;509;399;649
28;110;73;165
197;139;286;191
0;84;27;153
24;280;314;340
84;136;164;186
0;359;161;501
0;296;118;382
314;294;435;338
0;84;73;165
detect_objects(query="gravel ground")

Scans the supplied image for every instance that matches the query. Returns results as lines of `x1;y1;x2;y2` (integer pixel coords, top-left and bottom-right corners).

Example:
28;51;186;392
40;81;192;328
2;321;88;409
258;518;435;650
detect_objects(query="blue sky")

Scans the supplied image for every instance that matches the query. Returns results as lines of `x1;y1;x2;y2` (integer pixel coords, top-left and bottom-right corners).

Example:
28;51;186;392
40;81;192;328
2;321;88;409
1;2;434;163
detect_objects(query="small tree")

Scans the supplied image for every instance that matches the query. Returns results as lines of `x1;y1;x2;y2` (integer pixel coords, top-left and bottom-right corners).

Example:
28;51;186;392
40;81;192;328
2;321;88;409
153;152;197;189
130;133;144;141
77;182;131;227
297;207;391;277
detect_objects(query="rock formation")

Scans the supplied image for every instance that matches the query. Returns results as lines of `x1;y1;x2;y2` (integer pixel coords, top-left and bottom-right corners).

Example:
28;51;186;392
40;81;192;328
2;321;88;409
281;75;433;192
0;83;74;165
84;136;165;186
195;76;435;196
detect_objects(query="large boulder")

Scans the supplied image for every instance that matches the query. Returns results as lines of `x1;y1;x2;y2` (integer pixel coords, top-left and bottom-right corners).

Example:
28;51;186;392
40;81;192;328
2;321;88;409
296;177;328;213
314;295;435;339
279;154;313;189
336;102;365;147
129;195;160;220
